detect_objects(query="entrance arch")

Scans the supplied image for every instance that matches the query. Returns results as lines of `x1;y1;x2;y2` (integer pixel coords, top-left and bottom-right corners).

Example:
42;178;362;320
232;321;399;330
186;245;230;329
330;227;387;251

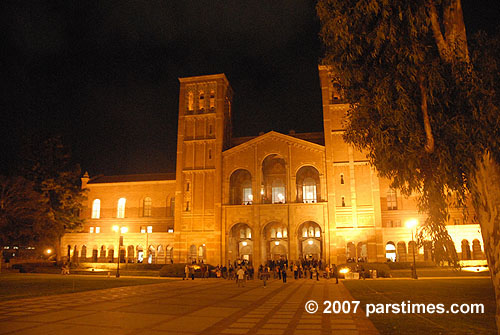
228;223;253;264
297;221;323;261
385;242;396;262
262;221;289;262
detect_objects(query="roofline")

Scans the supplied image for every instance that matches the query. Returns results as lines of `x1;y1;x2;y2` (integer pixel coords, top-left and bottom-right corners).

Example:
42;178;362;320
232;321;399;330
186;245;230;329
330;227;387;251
178;73;229;86
87;180;176;187
223;131;325;155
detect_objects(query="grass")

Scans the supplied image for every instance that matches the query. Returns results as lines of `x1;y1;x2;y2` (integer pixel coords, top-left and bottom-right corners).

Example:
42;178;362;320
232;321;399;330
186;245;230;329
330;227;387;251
343;278;496;334
390;268;490;278
0;273;172;301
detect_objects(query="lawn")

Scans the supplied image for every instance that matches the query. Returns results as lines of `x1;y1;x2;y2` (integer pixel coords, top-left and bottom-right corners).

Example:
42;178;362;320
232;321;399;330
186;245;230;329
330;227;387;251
0;273;172;301
343;278;496;334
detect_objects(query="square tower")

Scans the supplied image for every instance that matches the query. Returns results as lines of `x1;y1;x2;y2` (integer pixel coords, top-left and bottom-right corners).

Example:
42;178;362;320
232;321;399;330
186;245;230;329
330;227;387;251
174;74;232;264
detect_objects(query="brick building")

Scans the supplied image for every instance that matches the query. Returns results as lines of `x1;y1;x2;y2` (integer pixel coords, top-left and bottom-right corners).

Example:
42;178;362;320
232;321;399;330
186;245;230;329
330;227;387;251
62;67;485;266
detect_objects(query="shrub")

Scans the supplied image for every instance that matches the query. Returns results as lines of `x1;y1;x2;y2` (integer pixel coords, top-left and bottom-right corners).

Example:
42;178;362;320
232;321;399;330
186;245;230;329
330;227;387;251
386;261;436;270
337;262;391;278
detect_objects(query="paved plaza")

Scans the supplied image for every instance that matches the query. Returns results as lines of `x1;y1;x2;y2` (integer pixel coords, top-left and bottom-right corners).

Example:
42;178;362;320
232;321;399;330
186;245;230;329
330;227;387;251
0;277;378;335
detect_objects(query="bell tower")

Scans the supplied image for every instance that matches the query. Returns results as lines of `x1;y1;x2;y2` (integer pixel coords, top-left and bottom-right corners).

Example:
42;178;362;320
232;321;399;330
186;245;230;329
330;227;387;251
174;74;232;264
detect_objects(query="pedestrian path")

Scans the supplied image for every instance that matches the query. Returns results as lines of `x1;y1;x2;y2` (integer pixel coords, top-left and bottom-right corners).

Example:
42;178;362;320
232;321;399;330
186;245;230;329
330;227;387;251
0;278;378;335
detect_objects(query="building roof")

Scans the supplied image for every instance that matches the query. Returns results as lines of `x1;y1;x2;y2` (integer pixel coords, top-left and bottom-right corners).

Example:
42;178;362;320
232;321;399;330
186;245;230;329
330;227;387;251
87;173;176;184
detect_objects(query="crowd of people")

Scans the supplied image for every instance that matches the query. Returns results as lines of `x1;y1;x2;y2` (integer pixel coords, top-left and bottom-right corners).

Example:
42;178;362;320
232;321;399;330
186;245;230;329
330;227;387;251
184;258;346;287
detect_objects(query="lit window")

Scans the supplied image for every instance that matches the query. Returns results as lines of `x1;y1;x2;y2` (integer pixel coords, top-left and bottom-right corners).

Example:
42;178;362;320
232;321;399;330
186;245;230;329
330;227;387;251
387;189;397;210
302;227;308;237
277;228;282;239
315;227;320;237
246;227;252;239
283;228;287;238
91;199;100;219
243;187;253;205
143;197;152;217
147;226;153;233
199;91;205;110
141;226;146;233
187;92;194;111
117;198;126;218
168;228;174;233
309;227;314;237
209;90;215;109
272;179;285;204
90;227;94;233
302;178;317;203
95;227;100;233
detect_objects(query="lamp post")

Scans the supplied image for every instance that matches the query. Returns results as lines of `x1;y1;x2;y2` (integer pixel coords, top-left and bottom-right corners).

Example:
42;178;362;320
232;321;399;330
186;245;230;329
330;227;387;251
405;219;418;279
112;225;128;278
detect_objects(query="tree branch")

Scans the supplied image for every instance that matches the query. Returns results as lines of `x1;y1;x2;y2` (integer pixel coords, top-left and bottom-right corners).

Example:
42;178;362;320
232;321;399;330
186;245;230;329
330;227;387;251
420;75;435;153
428;0;451;63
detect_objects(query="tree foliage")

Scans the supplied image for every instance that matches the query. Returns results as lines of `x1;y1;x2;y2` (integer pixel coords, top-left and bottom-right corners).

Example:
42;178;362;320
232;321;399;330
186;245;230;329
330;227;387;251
317;0;500;264
19;136;86;258
0;176;45;248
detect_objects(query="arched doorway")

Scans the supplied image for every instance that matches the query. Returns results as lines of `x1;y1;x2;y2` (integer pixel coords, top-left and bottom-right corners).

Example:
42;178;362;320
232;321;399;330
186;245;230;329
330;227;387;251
147;245;155;264
100;245;106;261
461;240;471;260
357;242;367;262
127;245;135;263
385;242;396;262
92;246;98;262
297;221;322;261
228;223;253;264
472;239;483;259
262;221;288;261
137;245;144;263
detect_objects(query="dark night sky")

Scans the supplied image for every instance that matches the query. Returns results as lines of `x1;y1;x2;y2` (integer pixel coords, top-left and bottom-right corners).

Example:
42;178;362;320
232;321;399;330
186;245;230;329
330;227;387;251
1;1;499;177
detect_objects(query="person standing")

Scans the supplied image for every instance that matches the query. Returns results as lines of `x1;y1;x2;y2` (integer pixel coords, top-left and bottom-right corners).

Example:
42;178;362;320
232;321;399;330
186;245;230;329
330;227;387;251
190;265;195;280
282;267;287;283
237;266;245;287
316;266;320;281
332;264;339;284
261;265;270;287
293;264;298;280
184;264;189;280
325;265;330;279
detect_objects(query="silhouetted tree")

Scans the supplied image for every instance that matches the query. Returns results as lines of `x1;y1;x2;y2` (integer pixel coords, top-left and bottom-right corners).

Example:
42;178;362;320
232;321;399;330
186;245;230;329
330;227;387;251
20;136;86;262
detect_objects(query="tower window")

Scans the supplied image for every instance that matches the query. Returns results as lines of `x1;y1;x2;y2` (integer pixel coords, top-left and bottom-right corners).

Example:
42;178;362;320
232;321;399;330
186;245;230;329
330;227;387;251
208;149;212;159
341;196;345;207
199;91;205;110
186;201;190;211
340;174;344;184
187;92;194;111
186;182;190;192
209;90;215;109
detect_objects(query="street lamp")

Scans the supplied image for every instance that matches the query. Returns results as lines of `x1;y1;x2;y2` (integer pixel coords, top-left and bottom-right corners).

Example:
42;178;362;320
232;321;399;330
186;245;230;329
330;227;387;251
405;219;418;279
112;225;128;278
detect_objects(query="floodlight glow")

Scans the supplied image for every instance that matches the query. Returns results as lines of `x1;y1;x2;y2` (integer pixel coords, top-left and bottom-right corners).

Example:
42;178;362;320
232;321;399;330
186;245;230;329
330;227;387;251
275;241;280;246
45;249;52;254
242;241;247;246
405;218;418;229
120;226;128;234
339;268;350;274
308;240;314;245
112;225;119;232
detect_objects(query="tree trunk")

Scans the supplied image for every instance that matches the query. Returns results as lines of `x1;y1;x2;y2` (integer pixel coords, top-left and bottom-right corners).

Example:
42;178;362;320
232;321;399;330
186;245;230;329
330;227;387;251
471;152;500;333
55;236;62;263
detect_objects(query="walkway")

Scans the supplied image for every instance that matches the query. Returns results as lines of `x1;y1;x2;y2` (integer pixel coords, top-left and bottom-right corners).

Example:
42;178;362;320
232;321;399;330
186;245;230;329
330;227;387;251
0;278;378;335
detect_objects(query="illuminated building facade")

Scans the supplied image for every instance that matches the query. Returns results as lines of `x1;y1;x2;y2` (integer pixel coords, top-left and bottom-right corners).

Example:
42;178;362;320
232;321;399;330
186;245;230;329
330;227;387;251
62;67;485;266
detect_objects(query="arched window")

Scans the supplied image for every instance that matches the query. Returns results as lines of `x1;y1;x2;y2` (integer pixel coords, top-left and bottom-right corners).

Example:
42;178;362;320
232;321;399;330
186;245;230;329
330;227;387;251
246;227;252;239
302;227;308;237
314;227;320;237
240;229;246;239
187;92;194;111
283;228;288;238
189;245;197;262
91;199;100;219
199;91;205;110
309;227;314;237
302;177;317;203
117;198;126;218
143;197;152;217
387;189;397;210
270;228;276;239
209;90;215;109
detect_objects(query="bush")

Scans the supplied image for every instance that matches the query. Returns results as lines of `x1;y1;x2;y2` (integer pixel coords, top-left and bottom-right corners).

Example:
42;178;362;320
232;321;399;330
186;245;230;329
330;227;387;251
159;263;215;278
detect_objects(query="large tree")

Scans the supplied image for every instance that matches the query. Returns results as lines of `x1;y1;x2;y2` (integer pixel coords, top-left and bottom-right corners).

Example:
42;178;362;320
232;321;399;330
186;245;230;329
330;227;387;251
317;0;500;329
20;136;86;262
0;176;46;271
